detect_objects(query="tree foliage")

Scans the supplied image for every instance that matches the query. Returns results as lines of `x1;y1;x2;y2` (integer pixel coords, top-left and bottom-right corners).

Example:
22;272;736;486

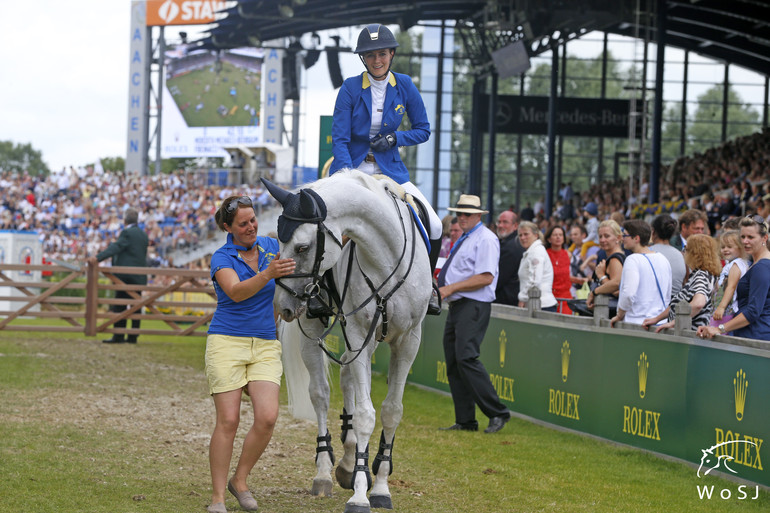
0;141;49;175
661;84;760;161
449;42;762;214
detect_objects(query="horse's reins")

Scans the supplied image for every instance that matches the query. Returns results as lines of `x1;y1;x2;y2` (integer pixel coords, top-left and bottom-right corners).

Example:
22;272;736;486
278;186;417;366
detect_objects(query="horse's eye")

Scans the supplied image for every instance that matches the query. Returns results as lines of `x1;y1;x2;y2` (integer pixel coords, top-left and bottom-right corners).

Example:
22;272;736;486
296;244;309;254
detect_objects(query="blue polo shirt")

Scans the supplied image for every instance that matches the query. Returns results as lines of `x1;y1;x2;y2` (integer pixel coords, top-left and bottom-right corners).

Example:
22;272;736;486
208;234;279;339
734;259;770;341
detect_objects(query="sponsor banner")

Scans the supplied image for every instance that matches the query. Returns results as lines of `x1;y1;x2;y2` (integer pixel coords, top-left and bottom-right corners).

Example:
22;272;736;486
262;48;284;144
324;309;770;487
145;0;226;26
479;95;643;138
127;1;149;174
687;345;768;484
318;115;333;177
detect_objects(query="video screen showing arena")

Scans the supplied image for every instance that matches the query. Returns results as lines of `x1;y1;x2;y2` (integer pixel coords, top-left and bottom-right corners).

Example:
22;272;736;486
164;46;263;127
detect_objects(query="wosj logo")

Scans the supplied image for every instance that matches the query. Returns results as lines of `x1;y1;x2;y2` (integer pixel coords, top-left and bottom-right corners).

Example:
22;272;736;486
695;368;761;501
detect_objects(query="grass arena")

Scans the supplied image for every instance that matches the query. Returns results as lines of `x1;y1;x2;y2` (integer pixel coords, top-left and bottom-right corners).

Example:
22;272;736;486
2;314;769;512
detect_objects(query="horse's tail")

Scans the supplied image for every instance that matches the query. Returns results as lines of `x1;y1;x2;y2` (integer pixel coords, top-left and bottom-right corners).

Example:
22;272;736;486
279;319;325;421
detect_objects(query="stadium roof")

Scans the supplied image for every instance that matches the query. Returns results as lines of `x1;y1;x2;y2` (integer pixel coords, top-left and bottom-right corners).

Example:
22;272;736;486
194;0;770;77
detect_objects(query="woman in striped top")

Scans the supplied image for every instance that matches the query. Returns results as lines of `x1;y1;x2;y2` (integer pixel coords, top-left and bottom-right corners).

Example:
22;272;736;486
642;234;721;332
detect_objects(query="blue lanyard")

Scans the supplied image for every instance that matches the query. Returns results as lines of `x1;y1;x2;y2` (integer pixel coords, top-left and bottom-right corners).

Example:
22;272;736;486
449;222;482;256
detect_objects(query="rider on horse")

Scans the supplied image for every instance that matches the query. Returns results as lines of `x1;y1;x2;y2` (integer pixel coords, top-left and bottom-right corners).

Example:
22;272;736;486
330;23;443;314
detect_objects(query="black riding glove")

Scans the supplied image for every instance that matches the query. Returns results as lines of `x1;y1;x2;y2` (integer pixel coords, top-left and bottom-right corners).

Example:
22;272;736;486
370;133;397;152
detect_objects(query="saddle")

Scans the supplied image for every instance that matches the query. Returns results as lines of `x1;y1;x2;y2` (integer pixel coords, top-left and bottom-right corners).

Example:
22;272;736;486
371;174;430;252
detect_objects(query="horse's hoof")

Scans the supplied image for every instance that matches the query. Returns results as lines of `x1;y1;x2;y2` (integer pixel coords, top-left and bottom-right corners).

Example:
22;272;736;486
311;478;333;497
335;465;354;490
344;503;370;513
369;494;393;509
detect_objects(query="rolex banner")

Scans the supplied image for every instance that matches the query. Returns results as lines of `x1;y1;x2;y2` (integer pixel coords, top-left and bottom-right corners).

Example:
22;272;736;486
326;310;769;487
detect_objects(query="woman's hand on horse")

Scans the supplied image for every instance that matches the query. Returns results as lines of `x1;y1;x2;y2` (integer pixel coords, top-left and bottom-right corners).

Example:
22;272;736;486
266;252;296;280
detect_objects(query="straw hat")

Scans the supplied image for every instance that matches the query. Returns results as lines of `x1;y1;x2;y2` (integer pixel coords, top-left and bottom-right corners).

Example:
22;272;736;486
447;194;488;214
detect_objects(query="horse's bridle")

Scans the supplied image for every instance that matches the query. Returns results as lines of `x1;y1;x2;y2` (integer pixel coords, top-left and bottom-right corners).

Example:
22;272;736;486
273;217;342;302
276;187;418;366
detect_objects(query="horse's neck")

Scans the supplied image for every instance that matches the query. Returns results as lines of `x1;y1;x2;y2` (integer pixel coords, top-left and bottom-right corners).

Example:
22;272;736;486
326;182;403;273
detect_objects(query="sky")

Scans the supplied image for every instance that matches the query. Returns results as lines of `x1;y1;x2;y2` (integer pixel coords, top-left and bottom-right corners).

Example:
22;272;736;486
0;1;361;172
0;2;765;174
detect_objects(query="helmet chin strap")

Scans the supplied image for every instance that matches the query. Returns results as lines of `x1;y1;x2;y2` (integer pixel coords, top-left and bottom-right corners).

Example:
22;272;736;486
359;50;395;80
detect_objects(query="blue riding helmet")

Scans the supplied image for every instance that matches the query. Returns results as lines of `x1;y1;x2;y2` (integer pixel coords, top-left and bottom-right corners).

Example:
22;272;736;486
354;24;399;54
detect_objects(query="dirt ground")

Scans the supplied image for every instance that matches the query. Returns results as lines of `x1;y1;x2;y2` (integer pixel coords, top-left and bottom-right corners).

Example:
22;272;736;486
3;335;358;512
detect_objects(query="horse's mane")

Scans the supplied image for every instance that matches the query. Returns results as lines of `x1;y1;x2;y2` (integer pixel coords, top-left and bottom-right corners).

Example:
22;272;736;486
311;169;411;207
312;168;401;196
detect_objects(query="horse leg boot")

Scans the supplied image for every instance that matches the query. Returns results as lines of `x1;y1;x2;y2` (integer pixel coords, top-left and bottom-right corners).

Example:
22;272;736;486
335;407;356;489
336;363;358;489
369;431;395;509
427;238;442;315
299;336;335;496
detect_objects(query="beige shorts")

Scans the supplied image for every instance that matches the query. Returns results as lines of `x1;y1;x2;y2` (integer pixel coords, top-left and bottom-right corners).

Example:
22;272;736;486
205;334;283;395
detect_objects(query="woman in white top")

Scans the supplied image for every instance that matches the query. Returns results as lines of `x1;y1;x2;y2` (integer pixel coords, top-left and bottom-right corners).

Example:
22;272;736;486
517;221;557;311
611;220;672;326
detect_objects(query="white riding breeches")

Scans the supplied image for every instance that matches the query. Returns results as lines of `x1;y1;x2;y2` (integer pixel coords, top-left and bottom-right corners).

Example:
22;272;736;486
401;181;442;240
355;161;441;240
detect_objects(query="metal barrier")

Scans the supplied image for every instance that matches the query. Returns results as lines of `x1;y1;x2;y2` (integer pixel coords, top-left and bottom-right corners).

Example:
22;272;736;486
0;262;215;337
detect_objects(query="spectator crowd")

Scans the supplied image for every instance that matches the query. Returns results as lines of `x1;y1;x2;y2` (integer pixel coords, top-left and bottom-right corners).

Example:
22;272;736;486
436;128;770;341
0;163;275;267
1;127;768;341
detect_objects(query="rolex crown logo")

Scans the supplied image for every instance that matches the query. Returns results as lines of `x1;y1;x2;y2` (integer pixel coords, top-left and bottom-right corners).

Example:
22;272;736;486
734;369;748;422
638;352;649;399
499;330;507;368
561;341;570;382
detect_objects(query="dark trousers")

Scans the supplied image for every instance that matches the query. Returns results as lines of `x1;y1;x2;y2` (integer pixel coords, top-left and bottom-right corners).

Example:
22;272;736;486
442;298;508;426
111;289;140;342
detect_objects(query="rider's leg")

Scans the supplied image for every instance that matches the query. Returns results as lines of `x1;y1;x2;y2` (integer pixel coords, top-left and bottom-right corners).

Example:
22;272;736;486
400;181;443;315
400;181;442;240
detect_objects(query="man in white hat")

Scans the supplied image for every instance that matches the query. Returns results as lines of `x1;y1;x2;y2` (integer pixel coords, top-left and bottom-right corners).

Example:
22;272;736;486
437;194;511;434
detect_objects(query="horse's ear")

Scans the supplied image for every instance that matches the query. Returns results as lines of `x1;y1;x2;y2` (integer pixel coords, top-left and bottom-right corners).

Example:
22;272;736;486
261;178;292;206
299;190;318;218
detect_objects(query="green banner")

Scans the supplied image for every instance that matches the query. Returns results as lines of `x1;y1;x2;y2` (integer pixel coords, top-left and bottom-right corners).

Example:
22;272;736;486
318;115;333;177
323;310;770;486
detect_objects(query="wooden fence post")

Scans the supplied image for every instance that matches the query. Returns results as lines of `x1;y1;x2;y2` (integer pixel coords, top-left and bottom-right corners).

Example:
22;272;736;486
85;259;99;336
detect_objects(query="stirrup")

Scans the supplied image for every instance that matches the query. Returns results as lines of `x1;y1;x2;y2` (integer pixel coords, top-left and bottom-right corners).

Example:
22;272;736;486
427;281;442;315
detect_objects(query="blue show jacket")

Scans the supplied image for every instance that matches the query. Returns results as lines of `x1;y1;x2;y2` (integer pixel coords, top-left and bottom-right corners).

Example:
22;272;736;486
330;71;430;184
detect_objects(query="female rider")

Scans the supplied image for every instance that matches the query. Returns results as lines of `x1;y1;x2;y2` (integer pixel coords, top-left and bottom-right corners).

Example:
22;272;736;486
330;23;441;313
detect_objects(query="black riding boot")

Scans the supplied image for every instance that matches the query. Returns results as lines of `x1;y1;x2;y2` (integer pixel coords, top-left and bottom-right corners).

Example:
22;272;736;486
427;238;442;315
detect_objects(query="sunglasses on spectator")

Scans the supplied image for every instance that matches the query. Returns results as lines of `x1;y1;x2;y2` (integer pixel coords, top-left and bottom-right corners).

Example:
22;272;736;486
457;212;475;217
745;214;766;225
226;196;253;213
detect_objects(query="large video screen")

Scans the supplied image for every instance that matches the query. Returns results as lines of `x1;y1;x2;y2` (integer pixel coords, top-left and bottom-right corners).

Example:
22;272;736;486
165;46;262;127
161;45;264;157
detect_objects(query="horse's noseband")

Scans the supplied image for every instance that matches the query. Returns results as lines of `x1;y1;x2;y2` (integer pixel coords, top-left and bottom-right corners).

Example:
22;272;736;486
275;221;342;302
